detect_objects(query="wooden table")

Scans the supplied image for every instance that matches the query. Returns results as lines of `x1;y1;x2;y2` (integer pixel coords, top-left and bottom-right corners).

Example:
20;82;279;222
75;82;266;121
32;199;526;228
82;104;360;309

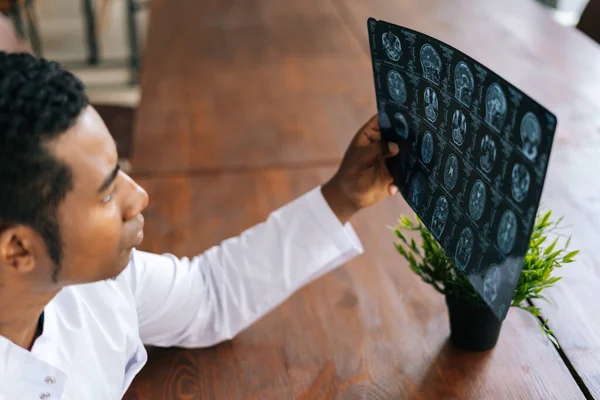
125;170;582;399
125;0;600;398
130;0;375;174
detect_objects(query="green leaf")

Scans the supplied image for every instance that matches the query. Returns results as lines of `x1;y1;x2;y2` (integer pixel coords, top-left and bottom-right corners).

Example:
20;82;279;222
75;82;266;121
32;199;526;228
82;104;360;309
407;251;417;267
389;209;579;346
394;229;406;241
400;215;413;228
521;305;541;317
544;238;558;255
545;276;562;285
410;238;419;253
563;250;580;262
546;250;563;261
542;210;552;225
395;231;410;245
394;243;408;259
535;235;548;247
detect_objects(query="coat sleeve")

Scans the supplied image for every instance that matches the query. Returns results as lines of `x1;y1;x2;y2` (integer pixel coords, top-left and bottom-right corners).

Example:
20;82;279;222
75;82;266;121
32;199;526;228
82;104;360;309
124;186;364;348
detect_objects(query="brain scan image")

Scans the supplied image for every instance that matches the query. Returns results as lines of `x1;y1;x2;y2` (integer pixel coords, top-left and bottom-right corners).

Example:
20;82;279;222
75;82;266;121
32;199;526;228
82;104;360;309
378;108;391;130
424;87;438;122
484;83;507;132
393;112;409;139
455;227;474;271
520;112;541;161
451;109;467;146
483;264;502;303
382;31;402;61
421;131;434;164
367;19;559;322
420;44;442;84
387;70;407;104
408;172;426;209
431;196;449;239
454;62;474;106
444;154;459;190
504;257;522;285
479;134;497;173
497;209;517;254
495;304;509;319
511;163;530;203
469;179;486;221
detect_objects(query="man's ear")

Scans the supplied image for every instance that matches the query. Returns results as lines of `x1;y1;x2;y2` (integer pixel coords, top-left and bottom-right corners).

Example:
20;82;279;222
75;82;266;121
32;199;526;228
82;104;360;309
0;226;36;274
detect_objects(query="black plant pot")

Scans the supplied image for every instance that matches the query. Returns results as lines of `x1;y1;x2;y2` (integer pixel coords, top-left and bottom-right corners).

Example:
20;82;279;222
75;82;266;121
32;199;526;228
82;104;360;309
445;292;503;351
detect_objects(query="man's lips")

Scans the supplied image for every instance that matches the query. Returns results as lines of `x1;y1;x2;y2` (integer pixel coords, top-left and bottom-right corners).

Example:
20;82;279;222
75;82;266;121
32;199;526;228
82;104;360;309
129;215;145;248
134;228;144;247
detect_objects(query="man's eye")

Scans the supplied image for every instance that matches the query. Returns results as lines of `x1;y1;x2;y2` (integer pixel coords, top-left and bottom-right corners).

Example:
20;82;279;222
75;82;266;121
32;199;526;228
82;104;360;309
102;188;116;204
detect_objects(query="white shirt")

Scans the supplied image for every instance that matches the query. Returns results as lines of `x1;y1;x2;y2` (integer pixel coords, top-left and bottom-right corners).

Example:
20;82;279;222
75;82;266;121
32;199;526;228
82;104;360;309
0;186;363;399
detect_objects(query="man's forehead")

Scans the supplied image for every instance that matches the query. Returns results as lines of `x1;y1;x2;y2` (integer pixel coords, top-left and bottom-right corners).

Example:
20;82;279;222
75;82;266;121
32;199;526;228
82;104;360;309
47;106;117;184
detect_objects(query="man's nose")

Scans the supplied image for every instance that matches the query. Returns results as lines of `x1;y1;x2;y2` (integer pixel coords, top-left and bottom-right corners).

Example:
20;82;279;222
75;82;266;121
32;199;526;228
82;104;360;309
123;175;149;222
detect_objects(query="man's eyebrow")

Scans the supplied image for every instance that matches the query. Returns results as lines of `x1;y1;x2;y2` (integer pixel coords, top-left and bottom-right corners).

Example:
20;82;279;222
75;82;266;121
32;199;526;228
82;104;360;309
97;164;120;194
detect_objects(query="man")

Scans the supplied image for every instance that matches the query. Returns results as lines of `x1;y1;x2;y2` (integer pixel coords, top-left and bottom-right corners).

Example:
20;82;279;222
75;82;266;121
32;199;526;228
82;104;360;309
0;51;399;399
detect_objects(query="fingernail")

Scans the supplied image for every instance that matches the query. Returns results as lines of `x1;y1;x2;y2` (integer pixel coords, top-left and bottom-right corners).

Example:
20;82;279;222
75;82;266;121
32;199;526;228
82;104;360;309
390;185;398;195
388;142;399;153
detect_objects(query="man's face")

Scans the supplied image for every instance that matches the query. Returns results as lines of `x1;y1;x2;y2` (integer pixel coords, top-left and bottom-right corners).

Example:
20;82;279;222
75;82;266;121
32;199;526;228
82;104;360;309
46;105;149;285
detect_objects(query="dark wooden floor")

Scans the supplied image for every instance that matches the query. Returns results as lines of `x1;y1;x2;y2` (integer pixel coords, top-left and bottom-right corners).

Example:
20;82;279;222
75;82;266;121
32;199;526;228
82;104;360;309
123;0;600;398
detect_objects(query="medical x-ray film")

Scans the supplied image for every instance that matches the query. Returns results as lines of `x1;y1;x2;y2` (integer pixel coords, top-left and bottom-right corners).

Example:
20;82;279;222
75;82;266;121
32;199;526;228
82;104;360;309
367;18;557;320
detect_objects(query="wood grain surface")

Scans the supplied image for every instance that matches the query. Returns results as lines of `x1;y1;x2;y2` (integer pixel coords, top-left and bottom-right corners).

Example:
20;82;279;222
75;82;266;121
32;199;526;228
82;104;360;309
530;144;600;399
338;0;600;396
131;0;374;173
122;169;584;399
124;0;600;397
132;0;600;175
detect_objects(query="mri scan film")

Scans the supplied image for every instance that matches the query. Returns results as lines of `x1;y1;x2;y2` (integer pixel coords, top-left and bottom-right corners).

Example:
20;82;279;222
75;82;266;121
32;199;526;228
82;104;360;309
368;18;558;320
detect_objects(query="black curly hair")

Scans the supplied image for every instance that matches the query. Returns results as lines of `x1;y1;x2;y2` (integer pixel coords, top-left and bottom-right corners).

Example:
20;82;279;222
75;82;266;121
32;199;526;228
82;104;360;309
0;51;89;282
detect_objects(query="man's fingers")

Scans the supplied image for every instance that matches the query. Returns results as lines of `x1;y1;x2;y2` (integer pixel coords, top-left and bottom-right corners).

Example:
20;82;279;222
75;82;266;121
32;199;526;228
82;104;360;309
379;144;398;196
356;140;399;170
366;113;381;131
360;125;382;146
360;116;399;158
383;141;399;159
351;115;400;170
357;115;382;146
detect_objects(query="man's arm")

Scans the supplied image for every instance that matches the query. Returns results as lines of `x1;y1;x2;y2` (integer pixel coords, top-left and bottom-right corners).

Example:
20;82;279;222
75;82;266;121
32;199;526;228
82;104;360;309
125;185;363;348
125;114;399;348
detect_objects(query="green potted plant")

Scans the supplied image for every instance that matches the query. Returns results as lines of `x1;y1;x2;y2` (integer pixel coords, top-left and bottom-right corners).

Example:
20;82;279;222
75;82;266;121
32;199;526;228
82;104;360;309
390;210;579;351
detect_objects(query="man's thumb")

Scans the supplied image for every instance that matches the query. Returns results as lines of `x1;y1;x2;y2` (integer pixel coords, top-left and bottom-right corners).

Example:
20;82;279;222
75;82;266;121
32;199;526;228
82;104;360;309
383;141;400;159
358;140;399;169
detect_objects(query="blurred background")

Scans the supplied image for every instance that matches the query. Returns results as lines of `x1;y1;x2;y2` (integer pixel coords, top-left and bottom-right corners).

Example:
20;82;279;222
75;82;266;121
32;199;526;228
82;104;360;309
0;0;150;170
1;0;599;173
1;0;597;109
4;0;150;106
1;0;599;174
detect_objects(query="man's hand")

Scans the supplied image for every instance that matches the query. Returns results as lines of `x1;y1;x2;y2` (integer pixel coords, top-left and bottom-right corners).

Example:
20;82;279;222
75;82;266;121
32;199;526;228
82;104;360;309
322;114;400;224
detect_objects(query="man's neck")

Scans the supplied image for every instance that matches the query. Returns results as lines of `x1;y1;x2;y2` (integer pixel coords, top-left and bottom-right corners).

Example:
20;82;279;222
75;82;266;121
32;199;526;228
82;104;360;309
0;311;44;351
0;288;57;351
